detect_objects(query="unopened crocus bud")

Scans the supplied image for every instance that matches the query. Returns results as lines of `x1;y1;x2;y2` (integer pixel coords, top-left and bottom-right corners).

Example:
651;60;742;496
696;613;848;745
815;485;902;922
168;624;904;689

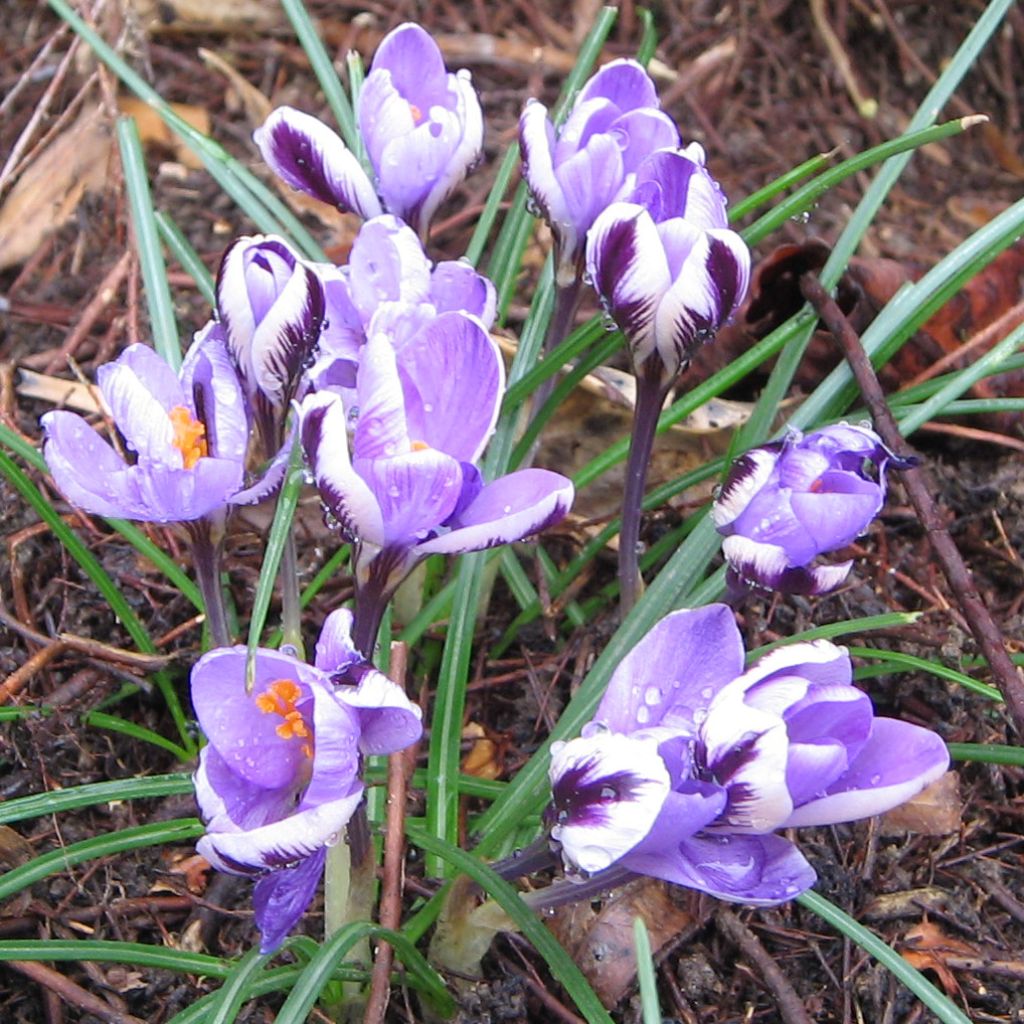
519;59;679;286
586;146;750;382
713;423;910;595
215;235;325;417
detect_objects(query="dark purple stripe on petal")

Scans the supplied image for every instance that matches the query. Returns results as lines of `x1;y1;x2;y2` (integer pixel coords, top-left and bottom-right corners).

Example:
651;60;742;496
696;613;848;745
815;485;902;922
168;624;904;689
551;758;655;830
594;215;658;340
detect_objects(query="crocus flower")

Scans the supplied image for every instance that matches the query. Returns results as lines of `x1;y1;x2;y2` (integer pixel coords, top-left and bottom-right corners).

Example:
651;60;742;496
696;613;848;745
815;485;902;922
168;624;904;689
192;609;422;952
255;24;483;239
519;59;679;285
586;145;750;382
547;605;949;903
41;326;253;523
309;215;496;391
215;234;325;431
301;313;574;651
713;423;909;595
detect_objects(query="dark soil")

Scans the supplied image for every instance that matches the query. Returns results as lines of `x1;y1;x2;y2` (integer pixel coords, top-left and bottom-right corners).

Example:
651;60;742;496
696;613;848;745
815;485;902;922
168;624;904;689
2;2;1023;1022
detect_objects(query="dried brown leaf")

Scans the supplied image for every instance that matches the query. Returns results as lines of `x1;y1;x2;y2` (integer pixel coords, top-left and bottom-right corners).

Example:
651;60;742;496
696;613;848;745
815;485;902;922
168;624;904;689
0;107;112;271
548;878;694;1008
117;97;210;170
880;771;962;836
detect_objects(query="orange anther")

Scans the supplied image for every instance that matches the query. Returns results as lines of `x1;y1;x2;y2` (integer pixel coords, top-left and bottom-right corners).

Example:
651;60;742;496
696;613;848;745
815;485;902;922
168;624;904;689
169;406;208;469
255;680;312;756
409;103;423;123
411;440;430;451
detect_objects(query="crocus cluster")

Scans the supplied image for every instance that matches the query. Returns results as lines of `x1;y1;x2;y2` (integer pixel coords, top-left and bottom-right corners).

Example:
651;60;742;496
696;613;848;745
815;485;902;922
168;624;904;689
546;605;949;901
256;24;482;238
192;610;422;952
714;423;910;595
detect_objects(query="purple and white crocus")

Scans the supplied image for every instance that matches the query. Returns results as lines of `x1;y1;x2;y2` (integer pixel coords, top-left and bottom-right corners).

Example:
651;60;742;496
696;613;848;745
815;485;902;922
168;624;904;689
586;145;750;383
216;234;325;446
41;326;253;524
256;24;483;239
192;609;422;953
714;423;910;596
546;605;949;904
520;59;679;285
309;214;496;392
301;313;574;653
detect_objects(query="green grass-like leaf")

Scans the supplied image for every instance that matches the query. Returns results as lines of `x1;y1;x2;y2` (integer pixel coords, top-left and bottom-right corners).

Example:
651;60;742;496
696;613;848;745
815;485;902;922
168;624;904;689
408;827;613;1024
0;819;203;903
798;890;972;1024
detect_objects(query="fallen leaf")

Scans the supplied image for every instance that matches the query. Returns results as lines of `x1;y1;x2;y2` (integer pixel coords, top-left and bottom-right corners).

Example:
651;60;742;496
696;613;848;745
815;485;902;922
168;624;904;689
901;920;978;998
861;886;950;922
117;96;209;169
880;771;962;836
548;877;695;1008
0;106;112;271
461;722;502;780
127;0;281;34
0;825;35;915
17;368;102;413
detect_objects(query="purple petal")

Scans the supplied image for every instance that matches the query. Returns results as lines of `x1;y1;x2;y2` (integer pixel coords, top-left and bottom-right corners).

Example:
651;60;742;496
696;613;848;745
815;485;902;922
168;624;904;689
254;107;380;218
397;312;502;463
367;23;448;103
348;216;431;320
300;391;384;545
355;447;463;545
314;608;361;673
179;322;249;466
633;148;728;230
613;109;680;176
430;261;497;326
519;101;564;230
722;535;853;595
334;668;423;755
578;59;660;110
653;832;817;905
97;358;179;465
549;732;670;875
594;604;745;735
790;486;882;552
230;425;296;507
353;334;411;459
586;202;670;362
621;783;728;863
712;446;781;529
252;847;327;953
556;134;626;243
108;343;184;411
784;718;950;827
416;468;573;557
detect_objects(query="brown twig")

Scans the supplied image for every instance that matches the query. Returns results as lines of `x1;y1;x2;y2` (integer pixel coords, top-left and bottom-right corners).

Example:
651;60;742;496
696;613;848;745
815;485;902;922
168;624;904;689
362;641;412;1024
4;960;146;1024
800;272;1024;738
715;908;815;1024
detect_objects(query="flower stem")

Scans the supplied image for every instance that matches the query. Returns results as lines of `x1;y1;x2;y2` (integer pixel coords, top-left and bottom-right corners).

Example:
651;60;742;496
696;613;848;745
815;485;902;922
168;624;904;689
188;518;231;649
618;365;671;616
527;277;583;442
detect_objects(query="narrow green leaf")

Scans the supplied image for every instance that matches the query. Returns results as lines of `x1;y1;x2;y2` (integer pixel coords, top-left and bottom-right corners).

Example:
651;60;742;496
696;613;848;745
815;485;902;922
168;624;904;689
280;0;359;151
84;711;193;761
204;947;271;1024
156;210;216;305
798;890;973;1024
0;820;203;903
729;150;835;221
848;647;1002;702
408;827;613;1024
0;773;193;825
118;117;181;369
633;918;661;1024
947;743;1024;765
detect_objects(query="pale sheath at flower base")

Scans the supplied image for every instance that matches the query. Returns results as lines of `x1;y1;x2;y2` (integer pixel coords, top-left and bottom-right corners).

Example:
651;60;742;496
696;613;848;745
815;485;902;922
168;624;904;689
547;605;949;903
41;325;269;523
192;609;422;953
300;314;574;647
255;24;483;238
309;214;496;391
586;145;750;382
714;422;911;595
519;59;679;285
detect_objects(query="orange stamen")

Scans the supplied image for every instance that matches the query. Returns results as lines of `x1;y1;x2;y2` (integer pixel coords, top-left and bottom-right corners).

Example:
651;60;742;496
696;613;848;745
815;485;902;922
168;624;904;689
169;406;208;470
411;440;430;451
809;478;825;492
255;679;313;756
409;102;423;123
